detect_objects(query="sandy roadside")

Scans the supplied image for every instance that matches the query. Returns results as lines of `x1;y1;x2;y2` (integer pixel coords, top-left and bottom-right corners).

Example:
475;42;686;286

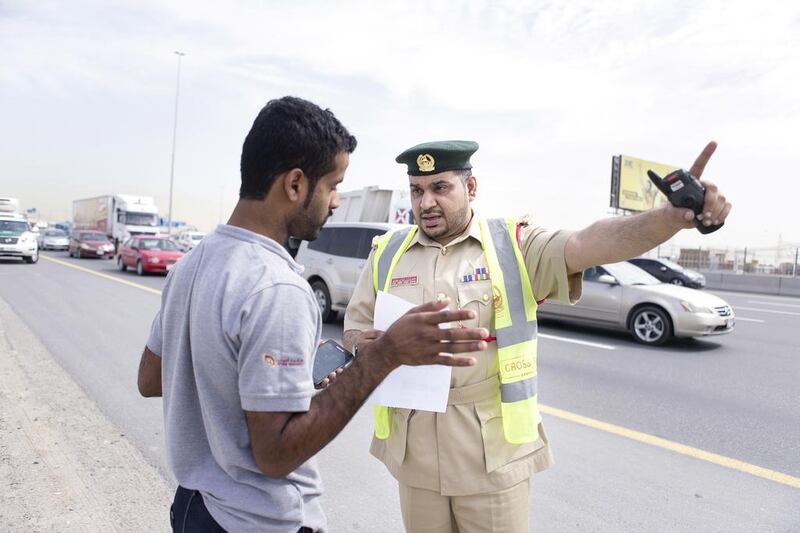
0;296;173;532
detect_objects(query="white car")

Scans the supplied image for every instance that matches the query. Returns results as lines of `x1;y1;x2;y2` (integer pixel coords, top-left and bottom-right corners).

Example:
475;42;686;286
38;228;70;250
176;231;206;251
0;213;39;264
294;222;404;322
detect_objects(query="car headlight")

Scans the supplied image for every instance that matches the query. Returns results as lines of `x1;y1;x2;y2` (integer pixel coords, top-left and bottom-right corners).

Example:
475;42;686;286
679;300;713;314
148;257;161;263
80;243;91;250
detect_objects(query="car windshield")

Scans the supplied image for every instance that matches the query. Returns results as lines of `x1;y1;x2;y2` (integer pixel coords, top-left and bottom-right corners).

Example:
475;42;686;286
658;258;686;271
80;232;107;241
0;220;29;233
125;212;159;226
604;261;661;285
190;234;204;242
45;230;66;237
139;239;180;251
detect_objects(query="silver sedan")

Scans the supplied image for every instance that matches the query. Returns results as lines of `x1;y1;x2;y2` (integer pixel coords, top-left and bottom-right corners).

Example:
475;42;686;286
538;261;735;345
38;229;70;251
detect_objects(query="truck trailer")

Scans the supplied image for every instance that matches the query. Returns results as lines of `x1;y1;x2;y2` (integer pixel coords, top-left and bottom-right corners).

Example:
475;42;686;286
72;194;159;247
327;187;413;224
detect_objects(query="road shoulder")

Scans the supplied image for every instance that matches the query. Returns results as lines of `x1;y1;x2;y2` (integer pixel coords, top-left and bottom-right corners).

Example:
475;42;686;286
0;296;172;532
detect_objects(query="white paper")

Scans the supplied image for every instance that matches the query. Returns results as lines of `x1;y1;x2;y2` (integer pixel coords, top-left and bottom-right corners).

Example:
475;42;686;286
368;292;452;413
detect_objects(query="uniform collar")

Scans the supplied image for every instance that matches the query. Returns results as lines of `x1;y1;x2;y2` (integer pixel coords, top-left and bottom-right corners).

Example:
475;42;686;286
411;210;483;249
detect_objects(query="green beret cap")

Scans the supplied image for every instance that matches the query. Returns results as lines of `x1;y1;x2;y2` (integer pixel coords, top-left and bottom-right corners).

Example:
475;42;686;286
395;140;479;176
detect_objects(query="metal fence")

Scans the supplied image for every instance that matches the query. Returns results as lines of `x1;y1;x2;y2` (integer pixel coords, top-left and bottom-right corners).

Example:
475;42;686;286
644;243;800;276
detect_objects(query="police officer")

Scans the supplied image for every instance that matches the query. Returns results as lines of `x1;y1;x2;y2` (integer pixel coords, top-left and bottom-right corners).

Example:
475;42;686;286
343;140;731;532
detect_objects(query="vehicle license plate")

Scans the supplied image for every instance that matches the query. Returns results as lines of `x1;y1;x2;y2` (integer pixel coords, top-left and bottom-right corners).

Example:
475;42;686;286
0;247;8;252
97;250;104;255
726;318;734;328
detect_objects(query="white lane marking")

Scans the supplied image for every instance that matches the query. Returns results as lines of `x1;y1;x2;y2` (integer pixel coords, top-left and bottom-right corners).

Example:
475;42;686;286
734;306;800;317
538;333;616;350
734;317;765;323
748;300;800;309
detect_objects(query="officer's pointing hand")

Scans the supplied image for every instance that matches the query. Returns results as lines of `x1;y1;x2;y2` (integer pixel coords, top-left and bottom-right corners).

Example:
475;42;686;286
377;299;487;369
664;141;732;230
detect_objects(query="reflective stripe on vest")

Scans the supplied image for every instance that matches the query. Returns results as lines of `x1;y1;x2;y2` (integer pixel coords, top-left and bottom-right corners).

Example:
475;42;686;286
371;217;541;444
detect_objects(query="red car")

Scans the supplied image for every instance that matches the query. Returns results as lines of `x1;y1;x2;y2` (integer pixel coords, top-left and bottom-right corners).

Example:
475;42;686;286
68;231;116;259
117;236;184;275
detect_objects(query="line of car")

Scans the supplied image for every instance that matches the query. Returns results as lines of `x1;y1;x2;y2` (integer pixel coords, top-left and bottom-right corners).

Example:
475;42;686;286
33;228;205;276
293;222;734;346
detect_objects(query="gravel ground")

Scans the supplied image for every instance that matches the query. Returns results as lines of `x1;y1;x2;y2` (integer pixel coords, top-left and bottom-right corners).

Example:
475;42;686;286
0;296;173;532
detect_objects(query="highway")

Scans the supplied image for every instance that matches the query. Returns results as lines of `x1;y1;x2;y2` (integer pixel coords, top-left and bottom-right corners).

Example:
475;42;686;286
1;250;798;532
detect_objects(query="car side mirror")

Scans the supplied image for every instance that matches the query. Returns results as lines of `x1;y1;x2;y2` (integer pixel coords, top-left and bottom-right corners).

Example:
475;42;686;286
660;266;668;272
597;274;618;285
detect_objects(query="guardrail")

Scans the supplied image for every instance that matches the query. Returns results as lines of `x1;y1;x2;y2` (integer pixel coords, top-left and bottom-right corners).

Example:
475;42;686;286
700;272;800;297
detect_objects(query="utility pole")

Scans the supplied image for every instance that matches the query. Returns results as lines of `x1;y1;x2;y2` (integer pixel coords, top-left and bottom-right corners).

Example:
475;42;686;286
167;50;185;235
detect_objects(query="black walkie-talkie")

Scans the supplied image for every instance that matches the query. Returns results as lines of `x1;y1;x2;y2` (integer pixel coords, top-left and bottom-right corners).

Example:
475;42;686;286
647;169;724;234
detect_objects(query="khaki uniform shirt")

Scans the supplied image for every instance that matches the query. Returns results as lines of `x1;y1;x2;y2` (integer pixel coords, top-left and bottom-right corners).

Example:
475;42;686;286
344;214;582;496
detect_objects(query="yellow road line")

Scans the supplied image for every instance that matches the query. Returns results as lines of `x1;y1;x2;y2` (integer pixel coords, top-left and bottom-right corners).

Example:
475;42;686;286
40;255;162;296
35;254;800;489
539;403;800;489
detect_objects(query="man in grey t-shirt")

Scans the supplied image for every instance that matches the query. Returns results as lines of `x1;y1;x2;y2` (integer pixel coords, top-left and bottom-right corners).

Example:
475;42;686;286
137;96;490;532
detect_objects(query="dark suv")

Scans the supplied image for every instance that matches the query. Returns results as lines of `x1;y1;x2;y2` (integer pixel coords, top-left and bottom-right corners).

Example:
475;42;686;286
628;257;706;288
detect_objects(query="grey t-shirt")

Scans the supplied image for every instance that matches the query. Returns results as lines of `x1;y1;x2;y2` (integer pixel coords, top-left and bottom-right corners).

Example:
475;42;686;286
147;224;325;533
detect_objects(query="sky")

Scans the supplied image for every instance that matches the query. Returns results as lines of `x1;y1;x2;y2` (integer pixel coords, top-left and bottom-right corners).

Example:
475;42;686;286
1;0;799;253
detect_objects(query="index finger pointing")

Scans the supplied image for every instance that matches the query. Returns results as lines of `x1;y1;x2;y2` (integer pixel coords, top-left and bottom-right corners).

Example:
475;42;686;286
689;141;717;179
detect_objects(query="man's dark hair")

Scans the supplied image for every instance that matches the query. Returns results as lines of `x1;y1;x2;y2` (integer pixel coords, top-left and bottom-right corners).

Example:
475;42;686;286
240;96;357;202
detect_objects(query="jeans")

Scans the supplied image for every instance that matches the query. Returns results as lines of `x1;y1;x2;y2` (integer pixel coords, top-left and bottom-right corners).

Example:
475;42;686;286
170;486;314;533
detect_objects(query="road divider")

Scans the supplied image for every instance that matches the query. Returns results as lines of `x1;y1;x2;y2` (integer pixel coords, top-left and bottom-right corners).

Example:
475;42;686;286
539;403;800;489
40;255;162;296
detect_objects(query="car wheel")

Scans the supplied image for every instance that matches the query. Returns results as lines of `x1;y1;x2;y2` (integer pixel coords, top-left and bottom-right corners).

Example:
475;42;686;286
118;256;127;272
630;306;672;345
670;278;684;286
136;261;144;276
23;250;38;264
311;280;335;323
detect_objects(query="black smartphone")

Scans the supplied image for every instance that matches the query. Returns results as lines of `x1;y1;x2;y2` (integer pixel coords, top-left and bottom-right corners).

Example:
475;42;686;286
312;339;354;386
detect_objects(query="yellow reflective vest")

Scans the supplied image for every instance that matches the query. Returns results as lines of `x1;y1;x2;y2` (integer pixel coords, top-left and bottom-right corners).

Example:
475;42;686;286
371;217;541;444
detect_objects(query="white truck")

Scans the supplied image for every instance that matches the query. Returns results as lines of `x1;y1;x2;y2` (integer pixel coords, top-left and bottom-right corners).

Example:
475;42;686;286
0;197;20;214
72;194;159;248
327;186;414;224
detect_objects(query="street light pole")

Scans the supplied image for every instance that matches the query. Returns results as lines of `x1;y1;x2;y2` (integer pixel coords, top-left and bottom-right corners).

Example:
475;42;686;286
167;50;185;235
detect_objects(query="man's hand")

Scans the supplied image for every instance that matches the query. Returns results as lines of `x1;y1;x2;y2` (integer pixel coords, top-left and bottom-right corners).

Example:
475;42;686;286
364;299;487;372
661;141;732;230
355;329;383;353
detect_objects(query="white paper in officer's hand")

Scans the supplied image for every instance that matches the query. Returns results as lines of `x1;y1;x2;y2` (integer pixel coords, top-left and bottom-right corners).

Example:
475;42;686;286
369;291;452;413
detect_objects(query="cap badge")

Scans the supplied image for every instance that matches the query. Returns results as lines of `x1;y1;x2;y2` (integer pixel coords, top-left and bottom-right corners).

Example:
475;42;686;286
417;154;435;172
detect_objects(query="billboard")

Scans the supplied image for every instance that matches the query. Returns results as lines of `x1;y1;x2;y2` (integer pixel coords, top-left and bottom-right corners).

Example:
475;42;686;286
610;155;679;212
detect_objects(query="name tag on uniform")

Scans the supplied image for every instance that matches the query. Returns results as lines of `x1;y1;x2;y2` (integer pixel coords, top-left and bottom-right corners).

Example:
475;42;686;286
391;276;418;287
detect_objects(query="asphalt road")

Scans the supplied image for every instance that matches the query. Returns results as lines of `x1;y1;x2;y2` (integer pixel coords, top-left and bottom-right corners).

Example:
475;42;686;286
1;251;798;532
